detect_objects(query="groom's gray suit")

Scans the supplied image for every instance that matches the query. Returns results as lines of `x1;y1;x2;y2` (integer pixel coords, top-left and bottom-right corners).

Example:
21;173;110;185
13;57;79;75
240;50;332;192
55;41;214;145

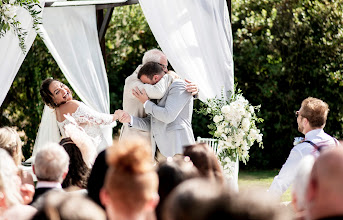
131;79;195;158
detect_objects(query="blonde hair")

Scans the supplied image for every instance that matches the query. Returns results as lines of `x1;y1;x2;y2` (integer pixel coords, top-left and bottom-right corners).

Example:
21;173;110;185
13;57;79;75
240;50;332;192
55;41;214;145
104;138;158;215
0;148;23;208
0;127;23;166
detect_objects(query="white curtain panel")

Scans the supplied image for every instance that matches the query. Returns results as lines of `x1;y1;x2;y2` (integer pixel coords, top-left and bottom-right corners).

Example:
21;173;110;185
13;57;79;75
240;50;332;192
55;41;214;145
0;3;44;106
38;5;112;147
139;0;234;102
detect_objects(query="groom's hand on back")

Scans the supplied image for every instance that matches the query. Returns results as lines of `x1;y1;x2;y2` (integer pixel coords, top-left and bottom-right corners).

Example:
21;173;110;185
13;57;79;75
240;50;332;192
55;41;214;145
132;87;149;104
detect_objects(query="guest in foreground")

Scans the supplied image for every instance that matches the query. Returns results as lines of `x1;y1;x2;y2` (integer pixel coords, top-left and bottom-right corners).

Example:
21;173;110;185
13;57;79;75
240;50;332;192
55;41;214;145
291;155;315;220
269;97;339;196
100;138;159;220
0;126;35;204
30;143;69;208
183;143;224;184
156;156;199;220
60;137;90;190
305;147;343;220
0;148;37;219
87;149;108;210
163;178;292;220
31;191;106;220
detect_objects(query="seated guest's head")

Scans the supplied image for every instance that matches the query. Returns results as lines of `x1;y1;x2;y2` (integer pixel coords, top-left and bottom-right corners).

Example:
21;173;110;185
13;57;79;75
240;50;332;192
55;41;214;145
0;127;34;205
31;191;106;220
0;126;23;166
183;143;224;183
100;138;159;220
306;147;343;220
87;149;107;209
59;138;90;189
156;156;199;220
164;178;291;220
291;155;315;216
33;143;69;183
203;188;292;220
162;178;225;220
0;148;23;212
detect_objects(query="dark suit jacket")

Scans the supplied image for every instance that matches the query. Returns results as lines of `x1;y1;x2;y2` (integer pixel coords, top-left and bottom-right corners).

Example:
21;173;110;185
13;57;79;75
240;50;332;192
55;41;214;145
30;187;63;209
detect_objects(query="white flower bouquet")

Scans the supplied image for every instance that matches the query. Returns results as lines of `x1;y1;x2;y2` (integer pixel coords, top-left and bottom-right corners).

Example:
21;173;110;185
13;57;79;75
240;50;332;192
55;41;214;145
198;87;264;174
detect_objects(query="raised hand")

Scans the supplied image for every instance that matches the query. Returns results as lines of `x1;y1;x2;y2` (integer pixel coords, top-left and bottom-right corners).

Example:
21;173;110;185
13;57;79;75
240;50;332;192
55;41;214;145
132;87;149;104
185;79;199;96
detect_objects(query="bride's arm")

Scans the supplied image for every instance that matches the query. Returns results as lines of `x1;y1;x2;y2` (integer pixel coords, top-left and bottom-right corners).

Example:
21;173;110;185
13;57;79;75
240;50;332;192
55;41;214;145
70;101;117;125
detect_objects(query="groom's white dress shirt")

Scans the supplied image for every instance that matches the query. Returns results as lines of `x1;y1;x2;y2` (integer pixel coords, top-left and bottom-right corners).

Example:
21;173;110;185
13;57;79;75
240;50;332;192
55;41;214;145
269;129;338;196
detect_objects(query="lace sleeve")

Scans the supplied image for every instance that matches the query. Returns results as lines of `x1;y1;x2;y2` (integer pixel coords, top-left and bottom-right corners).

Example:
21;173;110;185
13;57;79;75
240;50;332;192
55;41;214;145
72;103;114;125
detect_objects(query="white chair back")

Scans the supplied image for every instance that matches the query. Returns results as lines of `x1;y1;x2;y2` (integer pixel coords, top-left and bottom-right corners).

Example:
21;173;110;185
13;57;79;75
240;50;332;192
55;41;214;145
196;137;218;154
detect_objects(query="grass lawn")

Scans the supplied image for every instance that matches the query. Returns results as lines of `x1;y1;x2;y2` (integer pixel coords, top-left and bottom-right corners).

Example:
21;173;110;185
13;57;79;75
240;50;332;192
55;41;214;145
238;170;292;202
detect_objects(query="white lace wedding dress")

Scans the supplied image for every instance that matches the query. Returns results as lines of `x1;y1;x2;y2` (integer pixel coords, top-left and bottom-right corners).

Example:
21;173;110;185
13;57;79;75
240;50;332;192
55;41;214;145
57;102;114;153
27;102;114;164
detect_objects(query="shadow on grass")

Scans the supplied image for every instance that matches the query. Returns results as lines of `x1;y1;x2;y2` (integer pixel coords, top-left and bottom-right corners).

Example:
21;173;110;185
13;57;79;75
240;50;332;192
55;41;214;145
238;170;291;202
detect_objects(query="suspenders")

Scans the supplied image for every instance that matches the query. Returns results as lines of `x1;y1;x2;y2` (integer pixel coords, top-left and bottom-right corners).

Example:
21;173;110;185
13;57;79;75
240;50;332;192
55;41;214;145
304;138;340;153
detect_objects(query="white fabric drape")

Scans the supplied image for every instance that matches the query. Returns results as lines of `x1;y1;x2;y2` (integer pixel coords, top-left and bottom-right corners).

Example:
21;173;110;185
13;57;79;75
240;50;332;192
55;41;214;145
139;0;237;190
30;6;112;159
139;0;234;102
0;3;44;106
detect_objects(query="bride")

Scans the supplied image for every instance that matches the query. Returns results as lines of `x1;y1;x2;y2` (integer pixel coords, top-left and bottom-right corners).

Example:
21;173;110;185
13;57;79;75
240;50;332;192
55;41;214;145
37;78;118;154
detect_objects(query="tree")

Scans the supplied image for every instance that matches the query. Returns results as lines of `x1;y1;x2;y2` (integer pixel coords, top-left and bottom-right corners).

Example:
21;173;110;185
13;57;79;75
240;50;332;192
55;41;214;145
231;0;343;169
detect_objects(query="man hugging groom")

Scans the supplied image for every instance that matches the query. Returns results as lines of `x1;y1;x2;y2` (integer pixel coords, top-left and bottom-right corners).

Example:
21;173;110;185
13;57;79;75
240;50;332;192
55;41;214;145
117;61;195;161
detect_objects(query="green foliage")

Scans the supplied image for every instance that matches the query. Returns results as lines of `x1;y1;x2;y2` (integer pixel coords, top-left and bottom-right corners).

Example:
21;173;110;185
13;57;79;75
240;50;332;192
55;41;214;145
232;0;343;169
0;0;42;53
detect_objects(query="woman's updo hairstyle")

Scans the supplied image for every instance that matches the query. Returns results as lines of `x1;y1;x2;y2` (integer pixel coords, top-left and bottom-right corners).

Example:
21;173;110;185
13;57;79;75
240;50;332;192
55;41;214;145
40;78;58;108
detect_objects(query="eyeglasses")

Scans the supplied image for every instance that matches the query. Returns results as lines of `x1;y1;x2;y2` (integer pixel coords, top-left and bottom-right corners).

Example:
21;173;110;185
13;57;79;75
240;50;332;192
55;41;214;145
158;63;168;70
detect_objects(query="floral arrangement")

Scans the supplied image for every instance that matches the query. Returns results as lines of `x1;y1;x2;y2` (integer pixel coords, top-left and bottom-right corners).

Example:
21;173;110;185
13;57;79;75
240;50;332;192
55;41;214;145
198;86;264;174
293;137;304;146
0;0;41;52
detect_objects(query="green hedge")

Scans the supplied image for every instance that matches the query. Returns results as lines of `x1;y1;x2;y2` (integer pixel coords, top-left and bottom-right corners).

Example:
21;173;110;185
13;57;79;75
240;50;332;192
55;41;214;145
231;0;343;169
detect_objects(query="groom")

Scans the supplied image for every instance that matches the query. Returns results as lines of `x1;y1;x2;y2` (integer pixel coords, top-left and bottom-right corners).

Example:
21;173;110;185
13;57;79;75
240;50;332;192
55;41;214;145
118;61;195;161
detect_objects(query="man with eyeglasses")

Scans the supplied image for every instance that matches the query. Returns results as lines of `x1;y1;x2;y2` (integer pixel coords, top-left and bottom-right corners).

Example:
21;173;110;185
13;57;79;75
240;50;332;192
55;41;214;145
268;97;339;197
119;48;198;143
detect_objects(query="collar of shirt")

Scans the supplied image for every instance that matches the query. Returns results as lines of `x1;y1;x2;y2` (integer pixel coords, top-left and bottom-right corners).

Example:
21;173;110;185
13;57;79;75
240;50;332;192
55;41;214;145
36;181;62;189
305;128;324;141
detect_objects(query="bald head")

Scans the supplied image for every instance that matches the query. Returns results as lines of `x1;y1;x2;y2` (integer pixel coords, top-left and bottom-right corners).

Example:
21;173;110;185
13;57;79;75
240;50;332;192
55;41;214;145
306;147;343;219
312;147;343;190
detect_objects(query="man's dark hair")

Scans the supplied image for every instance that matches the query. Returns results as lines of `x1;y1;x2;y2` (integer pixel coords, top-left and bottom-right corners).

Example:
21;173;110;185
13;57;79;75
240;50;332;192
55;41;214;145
137;61;164;80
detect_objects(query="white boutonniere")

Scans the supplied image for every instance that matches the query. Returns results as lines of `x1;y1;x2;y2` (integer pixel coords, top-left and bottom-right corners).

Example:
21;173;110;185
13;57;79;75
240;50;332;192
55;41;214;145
293;137;305;146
